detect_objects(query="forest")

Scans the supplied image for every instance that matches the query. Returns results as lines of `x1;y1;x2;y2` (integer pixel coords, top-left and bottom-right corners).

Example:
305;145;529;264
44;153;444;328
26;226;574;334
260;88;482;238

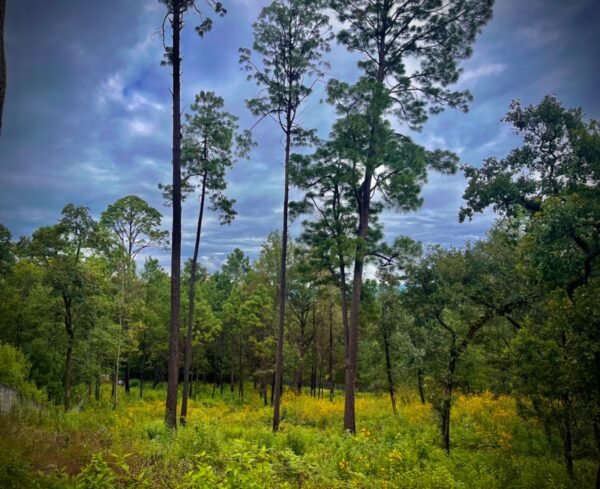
0;0;599;488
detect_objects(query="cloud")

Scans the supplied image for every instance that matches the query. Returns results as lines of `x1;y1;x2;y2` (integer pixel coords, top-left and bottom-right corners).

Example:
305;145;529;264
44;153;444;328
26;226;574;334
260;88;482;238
461;63;507;83
518;22;561;46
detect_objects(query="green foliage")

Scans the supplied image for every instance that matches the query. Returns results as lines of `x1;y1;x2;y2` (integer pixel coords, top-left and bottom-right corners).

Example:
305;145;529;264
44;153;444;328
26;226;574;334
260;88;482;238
0;342;45;403
3;387;595;488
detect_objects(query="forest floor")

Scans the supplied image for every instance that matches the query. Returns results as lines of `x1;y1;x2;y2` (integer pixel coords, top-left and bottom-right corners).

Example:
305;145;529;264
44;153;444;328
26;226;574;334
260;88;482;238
0;385;596;488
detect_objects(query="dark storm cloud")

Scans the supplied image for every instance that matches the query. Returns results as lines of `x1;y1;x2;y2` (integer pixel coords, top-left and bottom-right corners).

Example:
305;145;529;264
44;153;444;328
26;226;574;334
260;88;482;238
1;0;598;271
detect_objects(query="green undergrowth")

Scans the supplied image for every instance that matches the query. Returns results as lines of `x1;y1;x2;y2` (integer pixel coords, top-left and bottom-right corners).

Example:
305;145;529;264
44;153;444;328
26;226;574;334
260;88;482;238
0;385;595;488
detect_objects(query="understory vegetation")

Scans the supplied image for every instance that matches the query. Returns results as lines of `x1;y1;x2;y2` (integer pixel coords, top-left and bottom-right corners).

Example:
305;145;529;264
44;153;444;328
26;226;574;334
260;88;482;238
2;385;596;489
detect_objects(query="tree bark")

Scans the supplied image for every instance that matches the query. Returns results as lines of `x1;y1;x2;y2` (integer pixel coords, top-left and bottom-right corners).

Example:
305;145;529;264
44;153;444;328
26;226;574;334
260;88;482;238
417;367;425;404
296;318;306;395
442;343;457;454
139;355;145;399
165;0;182;430
272;111;292;431
181;172;208;425
382;327;397;415
63;296;74;411
337;256;350;357
560;393;574;479
329;303;334;402
344;169;372;433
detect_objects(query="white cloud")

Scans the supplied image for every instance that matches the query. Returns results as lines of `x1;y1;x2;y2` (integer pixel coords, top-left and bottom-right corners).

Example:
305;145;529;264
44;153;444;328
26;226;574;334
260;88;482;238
461;63;507;83
128;119;155;137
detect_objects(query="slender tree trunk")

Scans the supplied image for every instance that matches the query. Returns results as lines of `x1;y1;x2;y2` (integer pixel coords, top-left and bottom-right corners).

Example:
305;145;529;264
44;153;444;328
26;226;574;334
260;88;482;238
593;422;600;489
311;309;318;397
181;172;208;425
95;376;100;402
113;315;123;411
238;343;244;400
296;321;306;395
442;343;457;454
124;360;130;394
382;328;397;415
139;354;145;398
263;376;268;406
337;257;350;357
344;171;372;433
0;0;6;136
230;358;235;393
561;393;575;479
329;303;334;402
165;0;182;430
63;296;74;412
273;116;292;431
270;371;275;406
417;367;425;404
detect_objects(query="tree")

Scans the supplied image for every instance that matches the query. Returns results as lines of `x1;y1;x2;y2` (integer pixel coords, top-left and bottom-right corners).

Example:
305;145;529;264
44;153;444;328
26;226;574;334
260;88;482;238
18;204;99;411
240;0;331;431
139;258;170;397
373;238;422;414
160;91;251;424
100;196;167;398
159;0;226;429
405;228;528;453
327;0;492;434
0;223;14;275
461;96;600;481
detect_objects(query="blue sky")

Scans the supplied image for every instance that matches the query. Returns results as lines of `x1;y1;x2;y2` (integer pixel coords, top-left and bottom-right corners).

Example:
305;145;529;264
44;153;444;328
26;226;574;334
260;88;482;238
1;0;599;271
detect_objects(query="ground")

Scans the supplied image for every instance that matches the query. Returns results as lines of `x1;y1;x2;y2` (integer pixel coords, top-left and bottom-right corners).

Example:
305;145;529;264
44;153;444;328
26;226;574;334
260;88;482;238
0;385;595;488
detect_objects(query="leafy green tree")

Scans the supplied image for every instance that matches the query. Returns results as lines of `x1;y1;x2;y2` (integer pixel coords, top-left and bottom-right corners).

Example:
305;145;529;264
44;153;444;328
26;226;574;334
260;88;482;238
405;229;528;453
0;223;14;275
240;0;331;431
100;195;167;397
461;96;600;479
373;238;422;414
139;258;170;396
0;342;45;403
159;0;226;429
18;204;99;410
328;0;493;433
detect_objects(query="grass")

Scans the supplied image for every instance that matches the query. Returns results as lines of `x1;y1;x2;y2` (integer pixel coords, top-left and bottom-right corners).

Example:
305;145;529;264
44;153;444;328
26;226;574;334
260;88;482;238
0;384;596;488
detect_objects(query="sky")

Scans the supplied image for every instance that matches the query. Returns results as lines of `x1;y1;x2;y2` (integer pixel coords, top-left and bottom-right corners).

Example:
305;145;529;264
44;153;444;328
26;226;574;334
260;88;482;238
1;0;599;272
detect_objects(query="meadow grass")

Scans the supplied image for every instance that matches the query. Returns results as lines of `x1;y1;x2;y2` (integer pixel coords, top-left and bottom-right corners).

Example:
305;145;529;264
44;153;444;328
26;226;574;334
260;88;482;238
0;385;595;488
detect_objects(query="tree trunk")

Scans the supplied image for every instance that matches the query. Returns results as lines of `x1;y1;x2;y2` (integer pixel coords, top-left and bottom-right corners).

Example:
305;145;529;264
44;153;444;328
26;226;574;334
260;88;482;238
139;354;145;398
0;0;6;136
181;172;208;425
442;345;457;454
63;296;74;412
344;170;372;433
113;317;122;411
337;256;350;357
95;376;100;402
329;303;334;402
238;343;244;400
561;393;574;479
593;422;600;489
417;368;425;404
270;371;275;406
382;328;397;415
296;320;306;395
165;0;182;430
311;303;318;397
272;114;292;432
124;360;130;394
